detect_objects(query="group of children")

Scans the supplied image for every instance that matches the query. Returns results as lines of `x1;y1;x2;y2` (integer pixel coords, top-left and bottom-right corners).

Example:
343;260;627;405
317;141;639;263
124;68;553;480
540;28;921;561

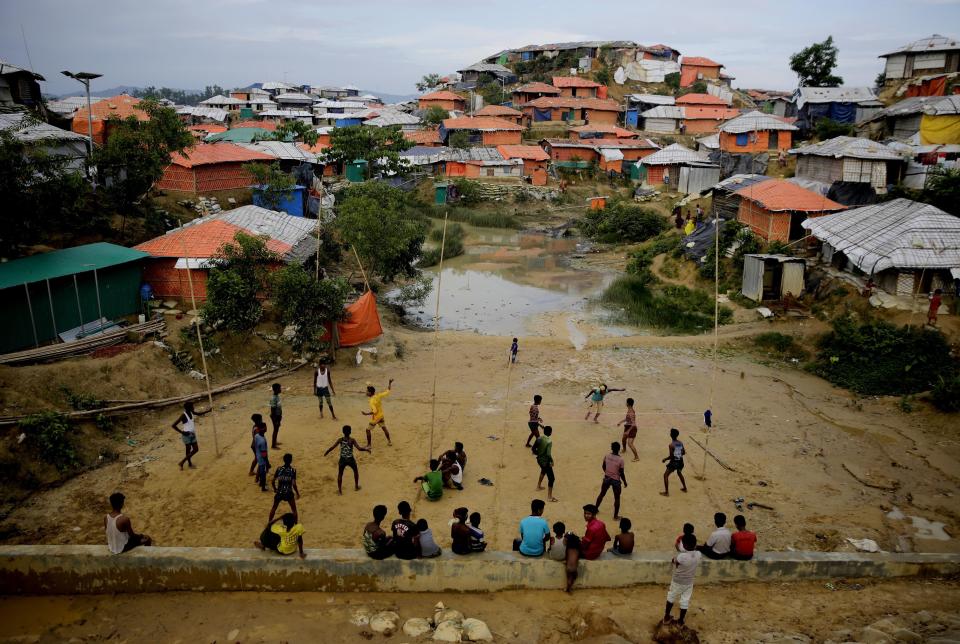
360;501;486;560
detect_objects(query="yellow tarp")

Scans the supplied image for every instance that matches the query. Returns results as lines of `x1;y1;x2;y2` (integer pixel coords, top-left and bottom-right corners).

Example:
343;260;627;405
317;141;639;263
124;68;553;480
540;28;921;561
920;114;960;145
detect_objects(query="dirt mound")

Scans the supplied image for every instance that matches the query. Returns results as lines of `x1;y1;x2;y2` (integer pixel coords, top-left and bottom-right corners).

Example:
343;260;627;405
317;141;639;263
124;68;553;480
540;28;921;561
653;620;700;643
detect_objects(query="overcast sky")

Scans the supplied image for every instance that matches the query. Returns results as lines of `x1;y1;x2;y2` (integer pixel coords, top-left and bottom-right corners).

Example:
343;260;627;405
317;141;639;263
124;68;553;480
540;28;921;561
2;0;958;97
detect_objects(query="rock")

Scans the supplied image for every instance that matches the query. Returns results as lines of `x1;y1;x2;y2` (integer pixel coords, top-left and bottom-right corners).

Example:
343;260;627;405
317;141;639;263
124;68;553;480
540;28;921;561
188;370;206;380
282;324;298;341
404;618;433;637
859;627;894;644
869;619;901;634
433;620;463;642
892;629;922;643
915;611;935;625
349;608;372;626
370;611;400;635
227;629;240;641
433;609;464;626
462;618;493;642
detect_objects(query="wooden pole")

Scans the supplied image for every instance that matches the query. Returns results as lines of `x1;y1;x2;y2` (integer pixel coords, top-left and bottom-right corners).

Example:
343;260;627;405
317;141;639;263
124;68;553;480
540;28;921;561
351;245;370;292
177;219;220;458
427;214;448;461
23;283;39;347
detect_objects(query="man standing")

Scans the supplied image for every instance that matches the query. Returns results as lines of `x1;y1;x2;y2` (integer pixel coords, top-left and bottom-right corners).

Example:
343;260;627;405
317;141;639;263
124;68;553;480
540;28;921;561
595;442;628;519
269;383;283;449
268;453;300;521
664;533;701;625
515;499;552;557
579;504;610;560
104;492;152;554
362;378;394;448
314;362;337;420
254;424;270;492
533;426;558;502
526;394;544;448
391;501;420;560
323;425;369;495
171;401;209;470
661;428;688;496
617;398;639;462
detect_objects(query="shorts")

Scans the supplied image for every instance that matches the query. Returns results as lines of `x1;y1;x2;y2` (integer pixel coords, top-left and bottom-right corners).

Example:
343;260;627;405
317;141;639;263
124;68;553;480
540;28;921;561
666;581;694;609
121;534;146;553
259;527;281;552
339;457;358;470
539;463;555;487
601;476;622;491
666;459;684;472
624;425;637;439
274;491;294;504
181;432;197;445
527;422;541;435
368;418;385;427
589;398;604;408
422;482;441;501
270;413;282;428
315;386;331;402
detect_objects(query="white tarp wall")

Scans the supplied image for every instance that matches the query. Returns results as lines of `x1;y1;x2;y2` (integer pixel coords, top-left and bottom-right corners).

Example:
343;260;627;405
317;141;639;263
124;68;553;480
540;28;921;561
678;165;721;194
707;83;733;105
742;255;764;301
621;59;680;83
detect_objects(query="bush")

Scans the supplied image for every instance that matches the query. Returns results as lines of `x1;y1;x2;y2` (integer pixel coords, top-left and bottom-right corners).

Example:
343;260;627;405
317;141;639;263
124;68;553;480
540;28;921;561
581;202;668;243
932;375;960;412
754;332;809;361
440;209;521;229
271;265;350;352
601;275;732;334
421;222;465;267
202;232;276;331
814;118;855;140
812;317;957;395
61;387;105;411
21;412;77;471
452;179;483;206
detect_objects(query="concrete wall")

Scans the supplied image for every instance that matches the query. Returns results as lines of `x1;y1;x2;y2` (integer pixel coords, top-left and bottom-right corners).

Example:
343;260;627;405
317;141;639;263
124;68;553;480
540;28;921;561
2;546;958;595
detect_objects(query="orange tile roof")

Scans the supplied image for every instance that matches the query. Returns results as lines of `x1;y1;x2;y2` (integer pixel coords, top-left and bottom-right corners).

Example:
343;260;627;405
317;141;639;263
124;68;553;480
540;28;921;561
232;120;278;131
187;124;227;134
523;97;622;111
570;124;638;138
552;76;602;88
419;90;465;101
514;82;560;94
442;116;523;131
590;138;659;149
496;144;549;161
683;106;740;120
135;220;290;259
404;129;441;144
73;94;148;123
676;93;728;106
169;143;275;168
475;104;523;117
681;56;722;68
734;179;846;212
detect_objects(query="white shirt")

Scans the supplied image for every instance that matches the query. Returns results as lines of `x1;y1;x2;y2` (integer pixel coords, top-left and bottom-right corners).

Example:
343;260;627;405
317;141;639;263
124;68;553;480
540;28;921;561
706;527;732;554
450;462;463;485
672;550;701;585
315;369;330;388
181;411;196;434
105;513;129;554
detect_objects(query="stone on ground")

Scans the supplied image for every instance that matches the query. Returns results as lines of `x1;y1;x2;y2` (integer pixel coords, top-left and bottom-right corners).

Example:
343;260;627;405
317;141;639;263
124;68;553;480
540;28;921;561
404;617;433;637
462;617;493;641
859;626;894;643
434;608;464;625
370;611;400;635
433;619;463;642
349;607;372;626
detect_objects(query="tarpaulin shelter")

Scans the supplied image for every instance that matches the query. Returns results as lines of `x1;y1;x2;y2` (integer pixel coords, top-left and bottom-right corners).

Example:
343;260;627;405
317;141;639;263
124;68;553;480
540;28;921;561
331;291;383;347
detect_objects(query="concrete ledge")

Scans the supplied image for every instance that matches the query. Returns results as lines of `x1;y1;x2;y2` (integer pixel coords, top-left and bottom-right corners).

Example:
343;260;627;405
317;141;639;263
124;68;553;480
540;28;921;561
1;546;958;594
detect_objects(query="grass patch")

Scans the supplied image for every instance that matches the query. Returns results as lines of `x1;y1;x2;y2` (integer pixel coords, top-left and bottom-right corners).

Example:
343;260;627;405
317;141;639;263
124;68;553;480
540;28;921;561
753;332;809;361
601;275;732;334
442;209;521;229
421;222;465;267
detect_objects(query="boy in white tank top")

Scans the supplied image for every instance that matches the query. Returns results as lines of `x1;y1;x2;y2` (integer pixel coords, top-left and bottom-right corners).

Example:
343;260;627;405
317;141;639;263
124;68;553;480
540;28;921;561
314;363;337;420
105;492;152;554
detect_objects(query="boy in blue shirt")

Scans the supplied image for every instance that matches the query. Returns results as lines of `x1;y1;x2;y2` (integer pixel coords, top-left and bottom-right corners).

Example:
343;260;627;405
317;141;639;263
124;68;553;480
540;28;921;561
514;499;552;557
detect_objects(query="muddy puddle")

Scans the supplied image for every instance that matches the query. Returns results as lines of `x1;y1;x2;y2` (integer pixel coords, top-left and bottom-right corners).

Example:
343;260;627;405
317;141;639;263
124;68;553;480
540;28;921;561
397;226;632;340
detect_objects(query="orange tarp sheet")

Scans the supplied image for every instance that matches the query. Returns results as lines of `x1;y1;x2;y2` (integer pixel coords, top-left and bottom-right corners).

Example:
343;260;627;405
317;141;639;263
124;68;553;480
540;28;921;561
336;291;383;347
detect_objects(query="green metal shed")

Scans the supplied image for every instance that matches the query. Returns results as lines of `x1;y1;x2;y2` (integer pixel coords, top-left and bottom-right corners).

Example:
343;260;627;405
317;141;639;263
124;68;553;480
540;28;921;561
0;243;148;354
345;159;368;182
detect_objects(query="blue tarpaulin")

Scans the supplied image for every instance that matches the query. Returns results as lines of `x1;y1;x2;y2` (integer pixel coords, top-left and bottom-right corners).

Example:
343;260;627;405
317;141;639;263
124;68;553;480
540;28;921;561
534;108;552;122
625;109;638;128
828;102;856;123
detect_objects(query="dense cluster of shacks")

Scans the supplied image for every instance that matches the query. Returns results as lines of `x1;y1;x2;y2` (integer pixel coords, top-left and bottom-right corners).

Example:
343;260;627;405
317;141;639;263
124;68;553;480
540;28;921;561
0;34;958;354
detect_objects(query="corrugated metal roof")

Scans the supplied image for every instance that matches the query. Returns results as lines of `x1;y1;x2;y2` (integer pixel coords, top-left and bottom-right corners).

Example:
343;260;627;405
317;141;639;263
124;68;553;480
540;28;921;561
260;81;297;91
136;220;288;259
0;243;148;290
628;94;675;106
275;92;317;102
260;109;313;118
789;136;903;160
176;106;229;122
364;111;421;127
721;110;799;133
734;178;845;212
712;173;771;192
182;205;317;253
641;143;711;165
801;198;960;272
794;87;877;109
458;62;514;74
864;95;960;122
236;141;320;162
314;100;368;109
205;127;273;143
641;105;684;119
46;96;104;116
880;34;960;57
73;94;147;123
0;59;44;80
199;94;243;106
0;112;89;144
696;133;720;149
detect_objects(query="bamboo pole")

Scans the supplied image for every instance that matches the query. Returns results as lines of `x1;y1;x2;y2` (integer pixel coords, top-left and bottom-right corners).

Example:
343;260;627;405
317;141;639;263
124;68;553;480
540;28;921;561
427;213;448;461
177;220;220;458
352;245;370;292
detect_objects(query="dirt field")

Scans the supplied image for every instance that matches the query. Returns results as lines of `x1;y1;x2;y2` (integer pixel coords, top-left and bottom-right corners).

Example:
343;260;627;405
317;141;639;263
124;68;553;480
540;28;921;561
0;315;957;555
1;579;958;643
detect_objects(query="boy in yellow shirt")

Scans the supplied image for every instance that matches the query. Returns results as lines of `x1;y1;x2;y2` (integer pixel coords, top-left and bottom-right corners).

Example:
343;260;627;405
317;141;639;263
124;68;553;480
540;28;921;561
254;513;305;559
362;378;394;448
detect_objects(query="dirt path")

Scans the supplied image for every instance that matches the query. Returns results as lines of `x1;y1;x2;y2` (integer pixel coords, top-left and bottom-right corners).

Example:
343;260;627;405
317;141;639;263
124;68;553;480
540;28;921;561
1;579;958;643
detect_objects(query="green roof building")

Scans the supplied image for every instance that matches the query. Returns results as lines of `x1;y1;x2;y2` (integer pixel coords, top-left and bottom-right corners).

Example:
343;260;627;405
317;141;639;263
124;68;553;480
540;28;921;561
0;243;149;354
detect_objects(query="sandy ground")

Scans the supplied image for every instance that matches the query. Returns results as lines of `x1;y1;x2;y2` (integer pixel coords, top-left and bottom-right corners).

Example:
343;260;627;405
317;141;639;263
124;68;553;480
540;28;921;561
1;317;957;555
1;579;959;643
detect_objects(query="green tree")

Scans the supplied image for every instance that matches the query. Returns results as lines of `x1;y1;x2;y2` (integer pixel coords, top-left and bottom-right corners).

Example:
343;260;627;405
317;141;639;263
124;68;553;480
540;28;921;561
664;72;680;91
244;161;295;210
335;182;428;282
920;167;960;215
790;36;843;87
580;202;668;243
417;73;442;93
0;123;98;257
272;264;350;351
422;105;450;127
93;100;193;214
202;232;277;330
595;65;611;86
268;120;319;146
476;77;506;107
814;118;855;140
327;125;412;178
449;130;471;149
